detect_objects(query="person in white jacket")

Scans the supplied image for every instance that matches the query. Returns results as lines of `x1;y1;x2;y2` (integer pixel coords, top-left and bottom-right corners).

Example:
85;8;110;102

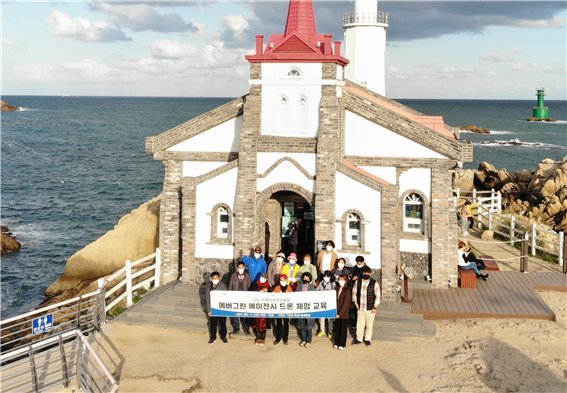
458;241;488;280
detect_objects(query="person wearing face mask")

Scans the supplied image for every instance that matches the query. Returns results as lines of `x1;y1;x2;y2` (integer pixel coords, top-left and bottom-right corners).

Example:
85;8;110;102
352;266;380;347
272;274;293;346
350;255;367;283
333;274;351;350
251;273;270;346
228;261;251;336
332;257;351;282
281;253;300;289
205;271;228;344
295;272;315;348
316;270;335;339
241;246;267;286
317;240;338;280
299;254;318;286
267;252;286;287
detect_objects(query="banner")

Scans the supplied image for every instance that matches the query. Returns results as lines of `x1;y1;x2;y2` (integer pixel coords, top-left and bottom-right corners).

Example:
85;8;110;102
210;290;337;319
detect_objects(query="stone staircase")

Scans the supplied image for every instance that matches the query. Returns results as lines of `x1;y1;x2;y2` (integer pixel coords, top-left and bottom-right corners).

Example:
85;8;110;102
116;282;436;342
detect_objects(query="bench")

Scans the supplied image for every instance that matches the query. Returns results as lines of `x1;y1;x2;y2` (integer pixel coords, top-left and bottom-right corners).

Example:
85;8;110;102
480;257;499;271
458;268;477;288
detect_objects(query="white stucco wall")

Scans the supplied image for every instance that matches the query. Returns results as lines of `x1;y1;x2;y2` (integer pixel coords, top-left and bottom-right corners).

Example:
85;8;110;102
195;167;238;259
344;111;447;159
167;116;242;152
399;168;431;200
260;63;322;137
257;161;315;194
182;161;227;177
257;152;316;176
335;172;381;269
359;166;396;185
400;239;430;253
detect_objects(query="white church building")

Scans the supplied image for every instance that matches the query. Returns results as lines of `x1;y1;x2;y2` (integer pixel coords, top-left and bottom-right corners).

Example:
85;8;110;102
146;0;473;300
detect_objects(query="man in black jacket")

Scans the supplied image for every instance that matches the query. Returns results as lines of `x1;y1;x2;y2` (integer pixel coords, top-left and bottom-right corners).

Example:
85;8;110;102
205;271;228;344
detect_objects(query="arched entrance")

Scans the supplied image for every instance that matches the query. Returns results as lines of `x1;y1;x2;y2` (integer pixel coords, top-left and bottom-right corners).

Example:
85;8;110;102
256;184;315;261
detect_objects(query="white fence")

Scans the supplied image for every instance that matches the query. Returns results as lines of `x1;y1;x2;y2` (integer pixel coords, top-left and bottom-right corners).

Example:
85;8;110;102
453;188;502;213
1;248;161;352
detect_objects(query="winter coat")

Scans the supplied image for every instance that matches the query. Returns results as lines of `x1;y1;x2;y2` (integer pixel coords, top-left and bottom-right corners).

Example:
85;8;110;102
228;271;251;291
267;260;284;287
205;281;227;313
241;254;267;284
298;264;318;283
281;263;301;283
317;250;338;273
336;286;352;319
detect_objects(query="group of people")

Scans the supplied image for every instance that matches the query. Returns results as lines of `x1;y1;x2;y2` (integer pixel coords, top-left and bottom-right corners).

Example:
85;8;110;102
205;241;381;350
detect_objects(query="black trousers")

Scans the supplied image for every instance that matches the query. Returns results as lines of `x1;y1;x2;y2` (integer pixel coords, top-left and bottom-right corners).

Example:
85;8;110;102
274;318;289;341
334;319;349;347
210;316;227;340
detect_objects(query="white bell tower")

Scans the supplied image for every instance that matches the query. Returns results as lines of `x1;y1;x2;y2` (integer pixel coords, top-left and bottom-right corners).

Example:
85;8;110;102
343;0;388;95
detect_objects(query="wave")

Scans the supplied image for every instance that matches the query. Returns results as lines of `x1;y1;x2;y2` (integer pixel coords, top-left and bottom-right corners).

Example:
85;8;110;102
490;130;513;135
519;119;567;124
475;138;566;150
459;129;513;135
17;107;37;111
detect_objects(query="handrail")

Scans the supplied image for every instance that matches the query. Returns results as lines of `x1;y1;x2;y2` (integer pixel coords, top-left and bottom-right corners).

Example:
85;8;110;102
78;333;118;392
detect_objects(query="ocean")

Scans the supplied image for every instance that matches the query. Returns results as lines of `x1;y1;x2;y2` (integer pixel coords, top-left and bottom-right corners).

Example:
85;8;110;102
1;96;566;318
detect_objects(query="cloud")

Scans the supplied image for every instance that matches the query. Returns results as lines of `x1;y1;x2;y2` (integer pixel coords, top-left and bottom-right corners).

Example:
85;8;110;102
91;3;198;33
220;14;252;48
150;39;198;59
480;49;524;63
387;63;498;81
49;10;131;42
2;39;15;46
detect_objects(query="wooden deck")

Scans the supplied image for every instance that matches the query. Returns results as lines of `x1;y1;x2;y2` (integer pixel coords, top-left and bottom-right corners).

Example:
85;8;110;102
412;271;567;321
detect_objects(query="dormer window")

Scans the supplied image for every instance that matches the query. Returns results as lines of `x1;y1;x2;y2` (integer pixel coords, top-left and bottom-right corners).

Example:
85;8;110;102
280;96;288;104
286;68;301;78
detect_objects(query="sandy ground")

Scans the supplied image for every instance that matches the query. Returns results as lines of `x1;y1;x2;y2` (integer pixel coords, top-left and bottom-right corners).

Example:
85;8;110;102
84;291;567;393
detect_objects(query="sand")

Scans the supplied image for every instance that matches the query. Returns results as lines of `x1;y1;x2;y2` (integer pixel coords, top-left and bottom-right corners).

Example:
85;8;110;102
90;290;566;393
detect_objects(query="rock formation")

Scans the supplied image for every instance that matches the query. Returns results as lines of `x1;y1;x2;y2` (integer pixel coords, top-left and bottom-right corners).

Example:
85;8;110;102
454;156;567;232
45;195;162;299
1;100;19;111
460;124;490;134
1;226;21;255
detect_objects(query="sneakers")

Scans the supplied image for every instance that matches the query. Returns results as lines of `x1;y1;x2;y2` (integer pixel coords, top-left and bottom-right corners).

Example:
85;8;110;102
222;337;228;343
299;341;306;347
208;338;216;344
254;339;259;346
283;340;289;345
316;331;326;337
243;329;251;336
338;346;345;350
364;340;371;347
353;339;363;345
304;343;311;348
333;345;339;349
327;332;333;340
259;340;265;346
228;330;240;337
274;340;281;346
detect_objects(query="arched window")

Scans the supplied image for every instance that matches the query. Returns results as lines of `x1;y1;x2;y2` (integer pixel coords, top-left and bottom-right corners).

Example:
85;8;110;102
278;94;290;132
210;203;232;244
298;95;308;131
403;193;423;233
347;213;361;246
287;67;301;78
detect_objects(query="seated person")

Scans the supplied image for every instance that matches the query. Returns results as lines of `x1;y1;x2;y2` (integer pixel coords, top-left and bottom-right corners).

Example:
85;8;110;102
461;243;486;270
458;241;488;281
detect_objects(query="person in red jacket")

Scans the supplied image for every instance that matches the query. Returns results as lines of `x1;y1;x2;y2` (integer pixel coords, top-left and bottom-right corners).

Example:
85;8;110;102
333;275;351;350
251;273;270;346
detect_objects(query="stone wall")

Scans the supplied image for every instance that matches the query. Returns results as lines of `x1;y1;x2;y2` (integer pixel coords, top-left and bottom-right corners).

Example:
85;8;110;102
400;252;431;280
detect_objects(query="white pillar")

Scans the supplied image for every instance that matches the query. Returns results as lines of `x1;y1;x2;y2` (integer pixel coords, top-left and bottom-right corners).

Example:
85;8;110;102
558;232;564;267
531;223;537;256
126;260;133;307
155;248;162;288
510;216;515;245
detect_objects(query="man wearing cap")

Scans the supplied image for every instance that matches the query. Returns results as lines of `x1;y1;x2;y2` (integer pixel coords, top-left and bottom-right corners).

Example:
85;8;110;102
267;251;286;287
241;246;267;286
272;273;293;345
281;252;301;289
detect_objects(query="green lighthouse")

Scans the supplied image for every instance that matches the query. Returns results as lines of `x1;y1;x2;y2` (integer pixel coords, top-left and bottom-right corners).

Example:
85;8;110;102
532;88;550;119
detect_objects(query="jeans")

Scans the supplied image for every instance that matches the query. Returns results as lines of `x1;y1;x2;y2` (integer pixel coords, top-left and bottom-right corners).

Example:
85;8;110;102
210;316;227;340
230;317;249;332
460;217;468;235
461;262;482;275
319;318;334;334
297;319;313;343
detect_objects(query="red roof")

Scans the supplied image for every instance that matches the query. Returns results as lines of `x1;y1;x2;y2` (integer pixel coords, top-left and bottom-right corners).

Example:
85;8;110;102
245;0;348;66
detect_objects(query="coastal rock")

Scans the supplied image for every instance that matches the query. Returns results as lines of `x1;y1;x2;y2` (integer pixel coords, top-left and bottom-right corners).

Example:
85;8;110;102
1;100;18;111
481;230;494;240
497;169;515;187
453;169;475;191
45;195;162;297
1;226;21;255
460;125;490;134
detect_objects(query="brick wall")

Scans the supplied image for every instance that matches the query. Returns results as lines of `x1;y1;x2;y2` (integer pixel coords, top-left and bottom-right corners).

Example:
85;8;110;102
430;165;454;288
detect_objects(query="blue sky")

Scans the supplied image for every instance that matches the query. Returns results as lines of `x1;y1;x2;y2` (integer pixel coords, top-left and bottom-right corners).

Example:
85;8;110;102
2;1;566;99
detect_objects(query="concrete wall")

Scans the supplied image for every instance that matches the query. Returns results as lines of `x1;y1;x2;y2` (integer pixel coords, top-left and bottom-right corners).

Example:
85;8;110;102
167;116;242;152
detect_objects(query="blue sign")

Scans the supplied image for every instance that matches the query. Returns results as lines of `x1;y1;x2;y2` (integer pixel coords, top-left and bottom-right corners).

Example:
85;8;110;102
32;314;54;335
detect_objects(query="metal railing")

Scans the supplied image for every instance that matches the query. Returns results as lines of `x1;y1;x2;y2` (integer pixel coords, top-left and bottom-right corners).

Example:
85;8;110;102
477;204;565;267
343;11;389;25
0;329;118;393
1;248;161;353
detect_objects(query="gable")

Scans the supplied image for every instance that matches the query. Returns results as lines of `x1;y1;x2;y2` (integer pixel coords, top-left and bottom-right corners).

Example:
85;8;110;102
344;111;447;159
273;34;316;53
166;116;242;153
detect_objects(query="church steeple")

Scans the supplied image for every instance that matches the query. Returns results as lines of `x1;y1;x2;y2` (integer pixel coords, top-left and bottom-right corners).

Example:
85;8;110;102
284;0;318;38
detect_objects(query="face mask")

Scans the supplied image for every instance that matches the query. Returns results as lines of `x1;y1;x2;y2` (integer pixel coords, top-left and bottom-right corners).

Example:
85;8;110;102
303;260;311;265
323;277;331;282
326;245;333;251
289;260;296;265
237;268;244;274
276;257;283;262
338;280;346;287
363;274;371;280
212;279;220;285
280;281;287;287
303;279;310;284
357;263;364;267
254;252;261;259
259;277;267;283
338;263;345;269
